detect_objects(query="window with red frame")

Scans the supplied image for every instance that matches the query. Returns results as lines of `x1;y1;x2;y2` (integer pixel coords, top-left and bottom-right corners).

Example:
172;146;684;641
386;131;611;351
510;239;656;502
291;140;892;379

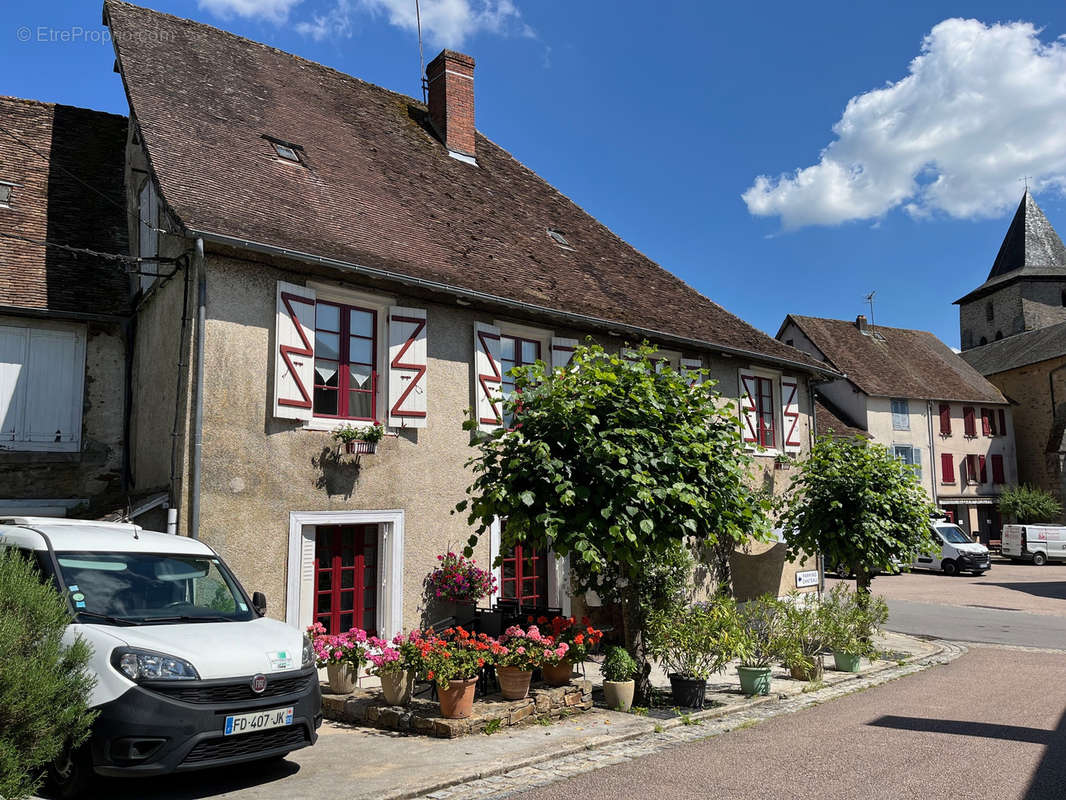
754;376;775;448
313;524;377;635
980;408;993;437
938;404;951;435
965;454;979;484
313;301;377;420
499;335;541;425
991;454;1005;484
499;543;548;607
963;406;976;437
940;453;955;483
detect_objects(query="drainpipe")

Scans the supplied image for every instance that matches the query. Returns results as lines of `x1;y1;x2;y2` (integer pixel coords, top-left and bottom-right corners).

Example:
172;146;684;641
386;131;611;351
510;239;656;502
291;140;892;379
189;238;206;539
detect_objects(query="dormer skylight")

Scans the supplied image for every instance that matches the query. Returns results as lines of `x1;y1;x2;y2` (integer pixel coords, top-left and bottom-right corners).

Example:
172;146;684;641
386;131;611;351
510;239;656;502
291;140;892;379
262;134;303;164
0;181;14;207
547;228;573;250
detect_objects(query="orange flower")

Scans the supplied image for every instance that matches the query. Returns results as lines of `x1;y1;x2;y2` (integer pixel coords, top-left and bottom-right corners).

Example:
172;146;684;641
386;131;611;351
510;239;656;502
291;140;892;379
574;634;585;645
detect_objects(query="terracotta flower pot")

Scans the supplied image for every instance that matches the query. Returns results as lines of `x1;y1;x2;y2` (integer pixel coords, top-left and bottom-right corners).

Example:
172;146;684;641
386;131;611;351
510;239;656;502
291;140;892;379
438;676;479;719
326;661;358;694
497;666;532;700
542;660;573;686
603;679;635;712
379;669;414;706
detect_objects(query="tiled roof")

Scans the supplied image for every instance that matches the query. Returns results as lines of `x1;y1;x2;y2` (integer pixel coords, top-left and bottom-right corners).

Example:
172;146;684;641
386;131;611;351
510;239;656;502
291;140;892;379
956;191;1066;304
783;315;1007;404
814;395;869;439
103;1;824;370
0;97;129;316
960;321;1066;375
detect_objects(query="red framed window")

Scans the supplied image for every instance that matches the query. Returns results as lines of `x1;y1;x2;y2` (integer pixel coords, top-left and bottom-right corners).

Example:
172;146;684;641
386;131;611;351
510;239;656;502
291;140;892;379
980;408;993;437
997;409;1006;436
313;524;377;635
938;404;951;435
499;543;548;607
963;406;976;437
754;376;775;448
313;301;377;421
940;453;955;484
965;454;979;484
499;335;541;425
991;454;1005;484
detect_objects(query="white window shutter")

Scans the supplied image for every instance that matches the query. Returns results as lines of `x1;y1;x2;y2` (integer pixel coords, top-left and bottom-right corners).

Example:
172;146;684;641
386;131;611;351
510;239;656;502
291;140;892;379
781;376;801;453
0;326;28;442
24;328;83;446
550;337;577;369
387;307;427;428
738;369;759;447
474;322;502;432
274;281;316;421
680;357;702;384
912;447;922;481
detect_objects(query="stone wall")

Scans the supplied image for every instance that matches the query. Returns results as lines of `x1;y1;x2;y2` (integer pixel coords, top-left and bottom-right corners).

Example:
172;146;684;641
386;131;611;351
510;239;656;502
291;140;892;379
1022;281;1066;332
959;284;1023;350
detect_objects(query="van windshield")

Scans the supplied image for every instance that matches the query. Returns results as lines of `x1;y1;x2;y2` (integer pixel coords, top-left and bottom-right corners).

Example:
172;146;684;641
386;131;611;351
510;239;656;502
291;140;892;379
55;551;254;625
935;524;971;545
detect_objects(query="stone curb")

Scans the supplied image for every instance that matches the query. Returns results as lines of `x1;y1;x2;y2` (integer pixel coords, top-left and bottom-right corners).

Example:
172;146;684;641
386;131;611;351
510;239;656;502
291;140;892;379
380;636;959;800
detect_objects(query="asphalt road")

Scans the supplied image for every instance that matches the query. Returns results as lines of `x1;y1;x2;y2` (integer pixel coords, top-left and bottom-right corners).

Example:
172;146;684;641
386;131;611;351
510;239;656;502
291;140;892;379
885;597;1066;649
509;646;1066;800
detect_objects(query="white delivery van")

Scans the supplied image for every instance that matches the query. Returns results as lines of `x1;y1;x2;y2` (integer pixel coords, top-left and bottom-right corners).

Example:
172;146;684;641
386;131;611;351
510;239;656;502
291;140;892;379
911;520;991;576
0;517;321;797
1002;524;1066;565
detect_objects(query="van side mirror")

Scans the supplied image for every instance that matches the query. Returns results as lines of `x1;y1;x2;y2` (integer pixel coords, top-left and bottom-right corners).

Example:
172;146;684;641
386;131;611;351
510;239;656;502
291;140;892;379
252;592;267;616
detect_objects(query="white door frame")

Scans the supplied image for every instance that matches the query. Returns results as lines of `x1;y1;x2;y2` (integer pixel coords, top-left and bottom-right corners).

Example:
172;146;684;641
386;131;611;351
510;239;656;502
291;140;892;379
286;509;404;637
489;518;570;616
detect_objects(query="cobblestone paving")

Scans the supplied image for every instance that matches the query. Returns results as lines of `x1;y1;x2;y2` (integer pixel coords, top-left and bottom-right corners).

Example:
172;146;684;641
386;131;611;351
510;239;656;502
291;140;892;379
412;641;966;800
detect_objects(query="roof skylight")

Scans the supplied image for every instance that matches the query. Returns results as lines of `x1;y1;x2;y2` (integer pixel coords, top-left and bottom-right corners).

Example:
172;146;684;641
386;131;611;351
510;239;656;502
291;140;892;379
547;228;573;250
0;182;13;206
272;142;300;162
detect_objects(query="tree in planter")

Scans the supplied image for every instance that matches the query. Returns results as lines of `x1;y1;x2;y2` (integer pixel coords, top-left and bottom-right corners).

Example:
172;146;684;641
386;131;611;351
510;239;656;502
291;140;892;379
999;484;1063;524
456;343;770;699
0;549;96;799
782;434;937;602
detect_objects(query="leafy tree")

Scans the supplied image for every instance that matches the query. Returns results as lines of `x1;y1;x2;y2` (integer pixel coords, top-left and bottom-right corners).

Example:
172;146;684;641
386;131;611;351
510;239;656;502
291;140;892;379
999;484;1063;524
457;343;769;695
0;549;96;799
782;434;937;601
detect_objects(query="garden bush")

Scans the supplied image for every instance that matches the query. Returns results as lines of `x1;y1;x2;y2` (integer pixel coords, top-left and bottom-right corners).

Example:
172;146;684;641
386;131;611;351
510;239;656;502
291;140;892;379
0;548;96;799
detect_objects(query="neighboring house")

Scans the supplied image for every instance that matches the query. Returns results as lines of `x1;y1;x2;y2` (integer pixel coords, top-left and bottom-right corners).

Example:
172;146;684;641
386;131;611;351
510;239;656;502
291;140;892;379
778;314;1018;544
0;96;130;518
104;1;833;634
957;191;1066;521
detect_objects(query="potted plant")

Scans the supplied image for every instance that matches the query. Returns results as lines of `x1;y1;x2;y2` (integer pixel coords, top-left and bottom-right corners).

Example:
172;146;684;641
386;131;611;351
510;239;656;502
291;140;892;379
736;595;786;696
496;624;549;699
779;592;829;681
424;552;497;606
367;633;416;706
600;646;638;712
540;616;603;685
332;422;385;454
415;626;498;719
540;640;574;686
822;584;889;672
647;598;743;709
307;622;369;694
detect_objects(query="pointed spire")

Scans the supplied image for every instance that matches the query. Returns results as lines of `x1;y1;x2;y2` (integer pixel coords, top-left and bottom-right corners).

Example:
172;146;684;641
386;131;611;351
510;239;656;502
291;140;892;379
987;189;1066;280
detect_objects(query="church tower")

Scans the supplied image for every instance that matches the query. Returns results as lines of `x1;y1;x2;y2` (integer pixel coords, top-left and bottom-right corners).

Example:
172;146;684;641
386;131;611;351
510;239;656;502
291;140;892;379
956;190;1066;350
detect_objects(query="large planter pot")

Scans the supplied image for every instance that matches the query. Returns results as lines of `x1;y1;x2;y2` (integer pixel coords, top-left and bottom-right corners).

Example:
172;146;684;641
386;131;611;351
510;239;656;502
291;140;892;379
737;665;772;696
542;660;573;686
668;674;707;709
326;662;358;694
603;679;635;712
833;651;862;673
789;657;824;682
438;676;479;719
497;666;533;700
379;669;414;706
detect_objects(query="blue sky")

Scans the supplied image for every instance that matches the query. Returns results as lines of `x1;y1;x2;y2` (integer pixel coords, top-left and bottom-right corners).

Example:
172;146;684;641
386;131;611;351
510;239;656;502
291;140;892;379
3;0;1066;348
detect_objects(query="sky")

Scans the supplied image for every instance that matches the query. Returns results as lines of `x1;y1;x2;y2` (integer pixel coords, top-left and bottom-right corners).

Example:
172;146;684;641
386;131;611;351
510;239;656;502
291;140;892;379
3;0;1066;348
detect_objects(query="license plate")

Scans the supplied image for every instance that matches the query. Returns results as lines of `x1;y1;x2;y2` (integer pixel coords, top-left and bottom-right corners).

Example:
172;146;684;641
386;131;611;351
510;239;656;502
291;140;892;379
224;706;294;736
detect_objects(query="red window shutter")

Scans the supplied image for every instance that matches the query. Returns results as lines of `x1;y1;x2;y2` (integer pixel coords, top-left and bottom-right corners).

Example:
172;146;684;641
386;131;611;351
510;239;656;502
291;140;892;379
979;455;987;483
991;454;1005;484
980;409;992;437
940;453;955;483
963;407;976;437
997;409;1006;435
939;404;951;435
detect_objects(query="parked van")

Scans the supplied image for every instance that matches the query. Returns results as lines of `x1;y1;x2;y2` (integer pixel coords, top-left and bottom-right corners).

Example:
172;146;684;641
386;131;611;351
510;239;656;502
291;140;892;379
1002;524;1066;566
911;520;991;576
0;517;321;797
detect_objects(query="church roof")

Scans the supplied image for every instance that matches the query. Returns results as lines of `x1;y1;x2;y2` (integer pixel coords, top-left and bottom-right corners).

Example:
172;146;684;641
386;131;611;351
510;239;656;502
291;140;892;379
959;320;1066;376
956;191;1066;304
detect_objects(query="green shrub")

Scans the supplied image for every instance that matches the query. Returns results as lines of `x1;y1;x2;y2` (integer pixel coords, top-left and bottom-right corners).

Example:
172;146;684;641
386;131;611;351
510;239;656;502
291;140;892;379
647;597;744;679
600;646;638;682
778;592;830;674
0;549;96;799
821;584;888;659
736;595;788;668
999;484;1063;524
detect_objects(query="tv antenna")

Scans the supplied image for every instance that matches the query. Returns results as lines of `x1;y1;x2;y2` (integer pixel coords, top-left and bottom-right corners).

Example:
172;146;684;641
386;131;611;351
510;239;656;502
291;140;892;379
864;290;876;329
416;0;427;104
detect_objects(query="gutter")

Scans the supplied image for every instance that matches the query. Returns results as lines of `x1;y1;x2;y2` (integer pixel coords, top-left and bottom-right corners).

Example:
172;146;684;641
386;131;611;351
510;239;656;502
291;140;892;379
187;227;842;379
189;238;206;540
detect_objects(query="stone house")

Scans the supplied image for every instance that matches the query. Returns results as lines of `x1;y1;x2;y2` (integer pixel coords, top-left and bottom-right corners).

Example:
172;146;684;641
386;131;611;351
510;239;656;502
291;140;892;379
778;314;1018;544
0;96;130;518
957;191;1066;520
104;1;833;636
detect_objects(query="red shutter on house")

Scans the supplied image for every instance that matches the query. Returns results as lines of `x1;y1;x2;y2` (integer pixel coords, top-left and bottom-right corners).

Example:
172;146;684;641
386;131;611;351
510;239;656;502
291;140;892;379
981;409;992;436
997;409;1006;435
979;454;987;483
991;454;1005;484
939;404;951;435
963;407;976;437
940;453;955;483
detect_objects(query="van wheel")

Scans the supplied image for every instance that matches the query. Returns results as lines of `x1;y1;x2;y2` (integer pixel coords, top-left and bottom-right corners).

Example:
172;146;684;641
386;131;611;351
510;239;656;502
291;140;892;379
1032;552;1048;566
941;559;958;576
48;744;94;799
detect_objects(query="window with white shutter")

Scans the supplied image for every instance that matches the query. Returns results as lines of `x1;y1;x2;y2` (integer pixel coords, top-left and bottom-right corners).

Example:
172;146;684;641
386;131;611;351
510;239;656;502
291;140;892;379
0;322;84;452
474;322;503;432
739;369;776;449
387;307;427;428
780;376;801;453
273;281;316;422
680;357;702;385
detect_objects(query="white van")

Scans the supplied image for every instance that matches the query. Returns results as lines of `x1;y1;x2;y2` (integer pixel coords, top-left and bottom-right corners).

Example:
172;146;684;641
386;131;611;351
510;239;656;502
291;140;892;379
1002;524;1066;565
911;520;991;576
0;517;321;797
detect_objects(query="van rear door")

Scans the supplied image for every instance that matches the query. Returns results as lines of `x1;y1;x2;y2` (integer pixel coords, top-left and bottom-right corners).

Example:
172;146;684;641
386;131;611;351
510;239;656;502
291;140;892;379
1001;525;1024;558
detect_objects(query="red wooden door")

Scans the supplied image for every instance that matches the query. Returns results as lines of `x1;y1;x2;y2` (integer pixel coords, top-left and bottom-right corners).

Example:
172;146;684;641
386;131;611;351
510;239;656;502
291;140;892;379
313;524;377;634
500;544;548;607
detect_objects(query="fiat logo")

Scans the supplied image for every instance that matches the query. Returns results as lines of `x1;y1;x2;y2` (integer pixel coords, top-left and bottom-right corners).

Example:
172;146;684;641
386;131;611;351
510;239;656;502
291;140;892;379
251;674;267;694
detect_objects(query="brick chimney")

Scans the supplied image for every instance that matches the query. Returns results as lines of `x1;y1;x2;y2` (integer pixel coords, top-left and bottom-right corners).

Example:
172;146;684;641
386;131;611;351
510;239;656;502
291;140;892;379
426;49;476;159
856;314;868;332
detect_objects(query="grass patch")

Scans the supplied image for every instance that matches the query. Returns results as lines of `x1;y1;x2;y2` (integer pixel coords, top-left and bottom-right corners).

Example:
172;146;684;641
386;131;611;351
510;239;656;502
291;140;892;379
483;719;503;735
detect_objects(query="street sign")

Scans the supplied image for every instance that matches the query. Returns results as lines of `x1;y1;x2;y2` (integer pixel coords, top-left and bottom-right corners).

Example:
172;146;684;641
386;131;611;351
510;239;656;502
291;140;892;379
795;570;819;588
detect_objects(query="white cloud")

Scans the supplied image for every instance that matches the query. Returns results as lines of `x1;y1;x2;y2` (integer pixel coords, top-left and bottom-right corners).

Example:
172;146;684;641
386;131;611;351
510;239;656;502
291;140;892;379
295;0;354;40
742;18;1066;229
198;0;303;23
